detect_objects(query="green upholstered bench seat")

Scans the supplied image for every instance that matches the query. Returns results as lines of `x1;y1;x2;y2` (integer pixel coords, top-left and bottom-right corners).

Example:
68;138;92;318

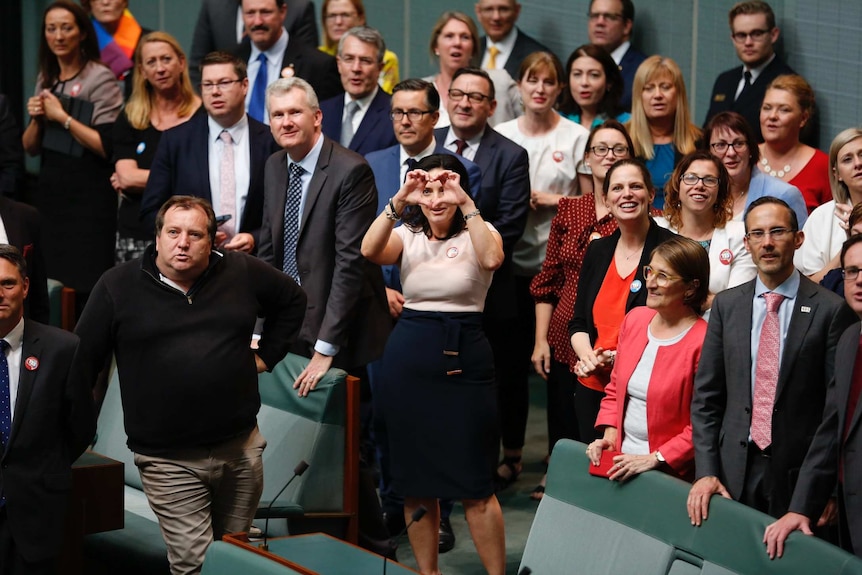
520;439;862;575
201;541;304;574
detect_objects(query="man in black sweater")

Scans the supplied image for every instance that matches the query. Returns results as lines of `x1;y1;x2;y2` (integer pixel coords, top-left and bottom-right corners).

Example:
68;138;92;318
75;196;306;575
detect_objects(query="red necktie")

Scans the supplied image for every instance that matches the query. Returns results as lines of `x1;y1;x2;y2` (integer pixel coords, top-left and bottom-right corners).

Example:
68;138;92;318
751;292;784;449
454;139;467;156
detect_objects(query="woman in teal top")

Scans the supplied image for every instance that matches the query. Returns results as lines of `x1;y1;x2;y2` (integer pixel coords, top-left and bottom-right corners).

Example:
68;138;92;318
559;44;631;130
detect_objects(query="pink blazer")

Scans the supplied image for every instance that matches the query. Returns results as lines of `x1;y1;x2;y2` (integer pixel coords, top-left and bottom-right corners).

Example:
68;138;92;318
595;306;707;478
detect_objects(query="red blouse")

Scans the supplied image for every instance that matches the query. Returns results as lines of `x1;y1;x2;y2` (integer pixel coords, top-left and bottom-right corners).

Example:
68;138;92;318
788;149;831;214
530;195;617;369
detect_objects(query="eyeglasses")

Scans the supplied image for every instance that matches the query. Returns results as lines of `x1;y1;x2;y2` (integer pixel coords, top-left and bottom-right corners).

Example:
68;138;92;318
710;140;748;154
200;79;242;92
448;89;490;104
843;266;862;282
338;55;377;67
680;173;719;188
588;11;624;22
590;144;629;157
643;265;683;287
732;29;771;43
390;109;435;122
325;11;357;20
478;6;514;16
745;227;795;242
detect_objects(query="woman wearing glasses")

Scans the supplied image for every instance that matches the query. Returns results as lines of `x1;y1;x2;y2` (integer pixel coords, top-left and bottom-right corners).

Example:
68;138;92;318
568;158;676;450
659;151;756;314
529;119;634;498
111;32;201;263
704;112;807;226
586;236;709;481
795;128;862;283
492;51;589;489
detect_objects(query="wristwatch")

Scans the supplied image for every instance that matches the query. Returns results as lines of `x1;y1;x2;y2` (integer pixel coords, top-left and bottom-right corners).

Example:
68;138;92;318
654;451;666;463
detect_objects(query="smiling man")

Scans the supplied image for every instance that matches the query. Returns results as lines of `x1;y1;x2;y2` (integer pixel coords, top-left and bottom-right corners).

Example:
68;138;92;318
237;0;341;123
319;26;396;155
687;197;855;528
75;196;306;575
703;1;796;143
142;51;278;254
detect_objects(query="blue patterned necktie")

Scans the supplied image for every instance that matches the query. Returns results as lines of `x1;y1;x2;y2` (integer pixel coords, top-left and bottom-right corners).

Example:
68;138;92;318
249;52;268;122
282;163;305;283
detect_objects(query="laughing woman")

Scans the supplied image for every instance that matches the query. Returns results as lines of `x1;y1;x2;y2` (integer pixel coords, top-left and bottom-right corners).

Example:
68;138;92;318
362;154;505;575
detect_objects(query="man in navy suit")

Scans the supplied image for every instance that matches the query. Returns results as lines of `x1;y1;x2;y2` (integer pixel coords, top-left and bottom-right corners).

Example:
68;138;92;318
476;0;550;81
142;52;279;253
365;78;482;553
189;0;318;88
0;245;95;575
587;0;647;111
703;1;802;144
237;0;342;124
320;26;396;156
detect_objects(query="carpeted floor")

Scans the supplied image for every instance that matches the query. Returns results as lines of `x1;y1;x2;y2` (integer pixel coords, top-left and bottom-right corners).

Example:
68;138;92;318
395;374;550;574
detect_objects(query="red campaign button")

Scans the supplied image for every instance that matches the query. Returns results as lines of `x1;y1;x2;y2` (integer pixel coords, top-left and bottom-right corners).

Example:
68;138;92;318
719;249;733;265
552;151;564;163
24;356;39;371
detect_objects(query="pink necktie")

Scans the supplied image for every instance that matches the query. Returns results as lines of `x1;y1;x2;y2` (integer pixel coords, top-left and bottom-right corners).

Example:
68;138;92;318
751;292;784;449
219;130;236;239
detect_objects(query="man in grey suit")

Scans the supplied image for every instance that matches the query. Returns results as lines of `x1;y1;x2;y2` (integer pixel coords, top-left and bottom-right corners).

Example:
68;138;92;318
764;234;862;559
258;76;389;390
687;197;856;526
189;0;318;88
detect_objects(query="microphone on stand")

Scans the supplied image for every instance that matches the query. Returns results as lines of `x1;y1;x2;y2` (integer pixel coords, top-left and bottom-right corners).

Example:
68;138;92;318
518;567;532;575
383;505;427;575
259;460;310;551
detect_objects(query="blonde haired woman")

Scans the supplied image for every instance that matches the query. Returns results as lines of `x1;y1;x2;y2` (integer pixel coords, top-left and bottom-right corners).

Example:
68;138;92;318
112;31;201;262
628;56;701;208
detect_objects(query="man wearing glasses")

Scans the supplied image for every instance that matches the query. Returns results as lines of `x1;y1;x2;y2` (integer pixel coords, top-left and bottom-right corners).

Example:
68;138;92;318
586;0;647;111
703;1;795;143
687;197;856;527
765;234;862;560
142;51;279;254
475;0;550;82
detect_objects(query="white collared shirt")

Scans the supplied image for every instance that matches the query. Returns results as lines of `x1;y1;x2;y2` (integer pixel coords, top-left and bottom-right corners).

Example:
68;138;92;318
0;213;8;244
246;29;289;125
481;28;518;71
735;53;776;99
2;317;24;425
342;87;378;135
610;41;632;65
399;138;438;183
207;114;251;228
443;126;484;162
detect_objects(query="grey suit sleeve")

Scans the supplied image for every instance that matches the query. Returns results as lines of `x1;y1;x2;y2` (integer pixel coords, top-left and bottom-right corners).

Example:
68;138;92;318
691;292;730;480
317;161;377;347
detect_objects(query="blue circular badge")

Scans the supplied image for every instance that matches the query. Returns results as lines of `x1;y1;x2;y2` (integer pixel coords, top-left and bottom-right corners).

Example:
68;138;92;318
136;142;146;155
630;279;642;293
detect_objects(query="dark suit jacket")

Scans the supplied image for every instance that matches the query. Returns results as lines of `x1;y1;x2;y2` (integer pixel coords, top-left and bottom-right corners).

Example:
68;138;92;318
0;197;49;324
435;126;530;319
480;28;550;81
258;136;390;369
189;0;318;87
0;94;23;198
568;220;677;343
703;57;794;143
140;109;278;247
236;37;343;102
0;321;95;563
691;275;856;517
618;45;648;112
789;322;862;553
320;90;396;156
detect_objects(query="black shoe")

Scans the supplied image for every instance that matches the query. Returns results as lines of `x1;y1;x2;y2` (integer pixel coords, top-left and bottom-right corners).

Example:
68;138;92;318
383;510;407;538
438;518;455;554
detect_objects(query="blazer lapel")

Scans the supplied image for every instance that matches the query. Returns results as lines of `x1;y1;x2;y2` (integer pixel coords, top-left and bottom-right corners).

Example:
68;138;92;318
6;324;40;455
775;279;817;400
842;332;862;442
299;138;331;236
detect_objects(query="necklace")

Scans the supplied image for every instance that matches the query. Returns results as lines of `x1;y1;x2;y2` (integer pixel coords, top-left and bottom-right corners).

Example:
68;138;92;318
760;156;792;178
620;243;644;260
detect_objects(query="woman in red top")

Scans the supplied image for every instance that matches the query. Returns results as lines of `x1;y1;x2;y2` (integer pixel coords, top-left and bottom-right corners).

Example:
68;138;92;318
568;159;676;445
586;236;709;481
758;74;830;214
529;119;632;498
